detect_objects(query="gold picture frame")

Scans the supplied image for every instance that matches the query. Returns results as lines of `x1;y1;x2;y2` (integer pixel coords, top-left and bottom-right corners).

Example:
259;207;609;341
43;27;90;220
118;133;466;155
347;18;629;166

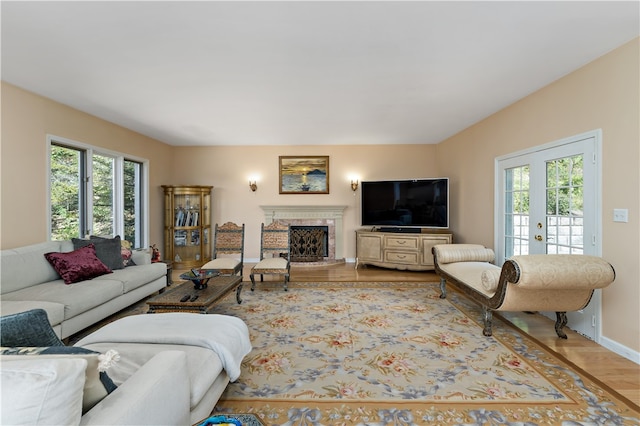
279;156;330;194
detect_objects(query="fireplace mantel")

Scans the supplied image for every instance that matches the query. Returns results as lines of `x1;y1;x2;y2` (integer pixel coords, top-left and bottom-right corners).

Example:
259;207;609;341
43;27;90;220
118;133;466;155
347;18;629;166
260;205;347;260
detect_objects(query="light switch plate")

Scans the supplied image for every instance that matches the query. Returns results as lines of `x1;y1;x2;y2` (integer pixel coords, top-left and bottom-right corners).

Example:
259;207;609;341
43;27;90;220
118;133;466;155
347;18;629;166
613;208;628;223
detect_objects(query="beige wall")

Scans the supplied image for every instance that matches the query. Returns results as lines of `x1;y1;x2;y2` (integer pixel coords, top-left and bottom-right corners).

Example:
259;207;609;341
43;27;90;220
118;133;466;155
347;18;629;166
436;38;639;352
1;38;637;354
167;144;439;261
1;82;175;249
1;82;440;258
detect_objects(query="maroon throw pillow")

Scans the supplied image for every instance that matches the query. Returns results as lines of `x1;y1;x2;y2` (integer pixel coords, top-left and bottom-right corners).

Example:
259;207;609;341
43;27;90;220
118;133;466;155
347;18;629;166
44;244;112;284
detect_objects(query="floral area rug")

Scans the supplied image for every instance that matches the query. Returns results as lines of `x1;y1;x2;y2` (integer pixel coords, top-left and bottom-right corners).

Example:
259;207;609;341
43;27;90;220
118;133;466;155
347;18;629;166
212;283;639;425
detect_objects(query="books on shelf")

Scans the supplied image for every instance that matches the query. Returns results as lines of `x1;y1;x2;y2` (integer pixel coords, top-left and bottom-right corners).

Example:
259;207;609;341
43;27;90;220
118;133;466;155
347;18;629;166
175;209;199;227
174;230;187;246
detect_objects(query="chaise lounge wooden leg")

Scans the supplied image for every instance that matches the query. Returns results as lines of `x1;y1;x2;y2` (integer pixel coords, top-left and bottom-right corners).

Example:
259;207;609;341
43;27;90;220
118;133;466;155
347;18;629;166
482;307;493;336
250;274;256;291
439;278;447;299
555;311;568;339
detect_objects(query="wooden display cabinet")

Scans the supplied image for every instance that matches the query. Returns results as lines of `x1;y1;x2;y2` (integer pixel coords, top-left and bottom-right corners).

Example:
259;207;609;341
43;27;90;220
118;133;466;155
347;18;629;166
162;185;213;269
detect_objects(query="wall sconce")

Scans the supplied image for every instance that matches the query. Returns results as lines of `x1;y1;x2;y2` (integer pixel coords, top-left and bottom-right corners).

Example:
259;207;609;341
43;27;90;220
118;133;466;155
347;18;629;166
350;180;359;192
249;180;258;192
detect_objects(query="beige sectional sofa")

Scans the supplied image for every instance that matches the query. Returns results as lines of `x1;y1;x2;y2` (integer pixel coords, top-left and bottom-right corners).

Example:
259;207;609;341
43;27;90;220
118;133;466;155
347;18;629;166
1;309;252;425
0;240;167;339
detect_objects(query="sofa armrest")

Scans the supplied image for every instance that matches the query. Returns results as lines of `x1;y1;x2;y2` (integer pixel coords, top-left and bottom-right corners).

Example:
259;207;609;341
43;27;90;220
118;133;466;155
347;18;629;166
131;250;152;265
80;351;190;426
508;254;615;290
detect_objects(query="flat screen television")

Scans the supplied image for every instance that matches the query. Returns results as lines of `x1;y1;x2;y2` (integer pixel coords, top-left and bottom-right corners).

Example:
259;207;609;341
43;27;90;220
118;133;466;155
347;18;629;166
361;178;449;229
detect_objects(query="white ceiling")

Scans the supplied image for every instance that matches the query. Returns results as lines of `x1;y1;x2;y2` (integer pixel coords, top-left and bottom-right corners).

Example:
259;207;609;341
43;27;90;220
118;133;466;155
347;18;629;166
2;1;638;147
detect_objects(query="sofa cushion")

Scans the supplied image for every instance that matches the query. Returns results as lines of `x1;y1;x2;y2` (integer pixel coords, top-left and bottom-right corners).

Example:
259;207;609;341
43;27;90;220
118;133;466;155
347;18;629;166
0;309;65;347
0;301;65;328
45;244;112;284
0;346;118;413
73;236;124;271
2;279;124;320
1;357;86;425
94;262;167;293
0;241;64;294
80;342;225;409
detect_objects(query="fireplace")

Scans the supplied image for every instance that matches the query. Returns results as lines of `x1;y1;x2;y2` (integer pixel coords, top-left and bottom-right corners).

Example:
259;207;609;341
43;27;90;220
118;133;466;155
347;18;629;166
260;205;347;263
289;226;329;262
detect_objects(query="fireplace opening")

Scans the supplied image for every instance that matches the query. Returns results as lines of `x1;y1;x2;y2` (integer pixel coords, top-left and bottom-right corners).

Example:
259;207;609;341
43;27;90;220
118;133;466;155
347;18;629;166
289;226;328;262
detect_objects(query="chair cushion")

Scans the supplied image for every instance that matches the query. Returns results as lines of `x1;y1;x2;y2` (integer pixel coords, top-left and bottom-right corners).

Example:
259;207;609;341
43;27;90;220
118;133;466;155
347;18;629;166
1;357;86;425
253;258;288;270
202;258;240;270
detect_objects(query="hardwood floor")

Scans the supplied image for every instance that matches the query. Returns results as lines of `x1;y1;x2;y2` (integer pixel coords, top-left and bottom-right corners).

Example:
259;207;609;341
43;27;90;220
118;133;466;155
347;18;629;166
174;262;640;407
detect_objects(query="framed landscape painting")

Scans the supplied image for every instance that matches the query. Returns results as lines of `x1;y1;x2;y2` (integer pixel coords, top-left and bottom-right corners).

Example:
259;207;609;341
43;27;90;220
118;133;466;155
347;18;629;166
279;156;330;194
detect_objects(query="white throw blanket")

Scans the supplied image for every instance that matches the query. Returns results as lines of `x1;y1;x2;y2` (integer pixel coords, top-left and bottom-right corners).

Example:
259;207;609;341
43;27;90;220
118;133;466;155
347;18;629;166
74;313;252;381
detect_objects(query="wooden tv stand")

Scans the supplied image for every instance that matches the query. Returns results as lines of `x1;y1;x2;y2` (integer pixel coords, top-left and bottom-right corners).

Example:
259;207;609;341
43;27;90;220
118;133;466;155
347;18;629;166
355;228;452;271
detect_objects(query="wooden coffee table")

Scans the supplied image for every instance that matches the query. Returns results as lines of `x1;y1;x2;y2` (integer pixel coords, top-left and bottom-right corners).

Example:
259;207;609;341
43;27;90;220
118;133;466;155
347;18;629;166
147;275;243;314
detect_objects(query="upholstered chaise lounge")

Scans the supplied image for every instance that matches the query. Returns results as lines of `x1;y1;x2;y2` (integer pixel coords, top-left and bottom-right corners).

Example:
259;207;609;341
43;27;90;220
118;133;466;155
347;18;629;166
432;244;616;338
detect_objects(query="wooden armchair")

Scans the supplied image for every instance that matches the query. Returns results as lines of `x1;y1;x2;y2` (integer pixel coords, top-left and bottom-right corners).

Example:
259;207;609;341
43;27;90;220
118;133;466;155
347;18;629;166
250;222;291;291
432;244;616;338
200;222;245;277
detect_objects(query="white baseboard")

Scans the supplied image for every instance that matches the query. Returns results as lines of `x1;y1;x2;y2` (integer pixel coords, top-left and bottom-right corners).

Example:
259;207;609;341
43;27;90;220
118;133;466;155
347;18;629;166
600;336;640;364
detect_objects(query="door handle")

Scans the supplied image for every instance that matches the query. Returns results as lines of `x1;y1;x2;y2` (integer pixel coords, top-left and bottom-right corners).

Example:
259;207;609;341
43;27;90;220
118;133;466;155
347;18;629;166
534;235;543;241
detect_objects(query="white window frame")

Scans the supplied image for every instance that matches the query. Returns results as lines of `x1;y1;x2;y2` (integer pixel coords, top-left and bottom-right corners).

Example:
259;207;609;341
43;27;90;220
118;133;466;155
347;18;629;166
46;134;150;248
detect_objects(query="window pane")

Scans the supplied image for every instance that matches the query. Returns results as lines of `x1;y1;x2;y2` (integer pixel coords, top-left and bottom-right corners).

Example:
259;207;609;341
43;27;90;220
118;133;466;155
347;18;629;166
92;154;114;236
504;165;529;259
124;159;143;248
50;145;83;240
545;155;584;254
50;140;147;247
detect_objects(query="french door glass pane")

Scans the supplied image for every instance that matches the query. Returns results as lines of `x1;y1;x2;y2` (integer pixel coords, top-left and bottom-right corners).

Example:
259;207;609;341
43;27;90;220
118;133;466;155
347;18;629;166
92;154;114;236
545;155;584;254
504;165;530;257
50;145;83;240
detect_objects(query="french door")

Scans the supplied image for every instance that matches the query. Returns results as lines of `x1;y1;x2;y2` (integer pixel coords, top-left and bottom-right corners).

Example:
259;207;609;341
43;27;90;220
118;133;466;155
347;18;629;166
495;130;602;340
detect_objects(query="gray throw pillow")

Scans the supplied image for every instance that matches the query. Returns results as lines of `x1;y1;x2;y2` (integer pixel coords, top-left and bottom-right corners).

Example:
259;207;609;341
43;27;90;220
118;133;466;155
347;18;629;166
72;235;123;270
0;309;64;347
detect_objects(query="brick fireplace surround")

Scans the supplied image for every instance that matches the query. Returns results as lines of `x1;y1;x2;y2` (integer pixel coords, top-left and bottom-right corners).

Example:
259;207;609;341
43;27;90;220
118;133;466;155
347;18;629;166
259;205;347;263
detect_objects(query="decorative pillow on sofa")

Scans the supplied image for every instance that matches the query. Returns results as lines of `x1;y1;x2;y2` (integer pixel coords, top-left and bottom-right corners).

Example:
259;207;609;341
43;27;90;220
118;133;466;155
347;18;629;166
72;235;124;270
1;357;86;425
0;346;119;413
120;238;137;267
0;309;65;347
44;244;112;284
